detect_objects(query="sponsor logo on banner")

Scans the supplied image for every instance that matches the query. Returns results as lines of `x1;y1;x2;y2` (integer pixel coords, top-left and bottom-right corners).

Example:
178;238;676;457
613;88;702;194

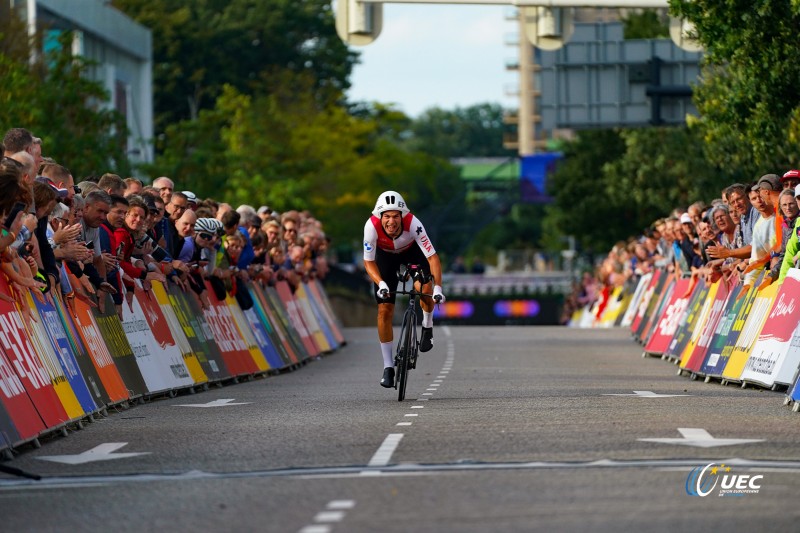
686;463;764;497
0;313;50;390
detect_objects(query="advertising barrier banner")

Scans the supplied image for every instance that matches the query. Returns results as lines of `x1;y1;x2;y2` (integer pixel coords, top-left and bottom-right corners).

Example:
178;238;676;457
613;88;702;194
664;279;708;361
620;273;652;328
169;289;229;381
723;279;778;381
0;279;69;429
204;281;258;376
0;340;45;441
310;280;346;345
631;270;662;339
23;292;85;420
295;283;332;352
152;282;208;385
224;293;270;372
249;284;296;366
275;281;320;357
31;293;97;414
644;278;691;356
639;275;676;346
301;282;339;350
682;280;730;372
266;286;310;361
739;269;800;387
700;280;744;377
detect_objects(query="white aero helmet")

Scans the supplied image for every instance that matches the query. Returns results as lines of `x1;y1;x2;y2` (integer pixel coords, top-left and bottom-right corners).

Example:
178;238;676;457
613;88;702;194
195;217;224;236
372;190;410;218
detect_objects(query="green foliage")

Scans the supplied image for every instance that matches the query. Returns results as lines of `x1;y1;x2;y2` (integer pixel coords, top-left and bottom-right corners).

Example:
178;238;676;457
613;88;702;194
113;0;357;135
670;0;800;175
0;18;128;178
541;127;728;254
404;103;514;158
622;9;670;39
148;70;465;255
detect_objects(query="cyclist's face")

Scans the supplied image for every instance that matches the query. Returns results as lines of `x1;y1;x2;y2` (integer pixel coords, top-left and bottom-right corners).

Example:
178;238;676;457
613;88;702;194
381;211;402;237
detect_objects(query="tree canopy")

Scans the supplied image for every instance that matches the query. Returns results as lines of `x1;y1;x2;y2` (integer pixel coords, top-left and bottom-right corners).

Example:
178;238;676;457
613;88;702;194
0;11;129;178
670;0;800;177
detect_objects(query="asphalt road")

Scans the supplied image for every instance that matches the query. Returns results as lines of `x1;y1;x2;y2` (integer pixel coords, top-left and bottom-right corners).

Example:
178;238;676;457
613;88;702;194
3;326;800;532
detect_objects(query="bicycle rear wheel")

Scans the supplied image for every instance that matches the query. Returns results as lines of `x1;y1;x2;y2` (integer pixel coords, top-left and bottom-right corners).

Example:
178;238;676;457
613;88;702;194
396;315;414;401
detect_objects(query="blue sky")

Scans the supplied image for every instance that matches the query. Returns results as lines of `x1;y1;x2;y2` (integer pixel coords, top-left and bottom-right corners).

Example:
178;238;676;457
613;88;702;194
346;4;514;117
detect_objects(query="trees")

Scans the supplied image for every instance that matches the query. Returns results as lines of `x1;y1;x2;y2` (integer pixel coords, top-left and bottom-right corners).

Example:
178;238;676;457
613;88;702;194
0;15;129;178
112;0;357;135
670;0;800;176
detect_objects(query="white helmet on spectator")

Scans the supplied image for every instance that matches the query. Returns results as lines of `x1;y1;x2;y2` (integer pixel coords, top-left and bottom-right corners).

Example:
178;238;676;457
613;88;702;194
372;190;410;218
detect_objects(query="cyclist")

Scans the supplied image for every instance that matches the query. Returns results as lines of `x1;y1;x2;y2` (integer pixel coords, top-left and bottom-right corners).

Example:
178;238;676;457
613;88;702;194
363;190;445;388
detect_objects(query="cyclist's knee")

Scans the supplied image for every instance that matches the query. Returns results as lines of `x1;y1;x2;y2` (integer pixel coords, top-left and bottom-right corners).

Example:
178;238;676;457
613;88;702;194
377;303;394;321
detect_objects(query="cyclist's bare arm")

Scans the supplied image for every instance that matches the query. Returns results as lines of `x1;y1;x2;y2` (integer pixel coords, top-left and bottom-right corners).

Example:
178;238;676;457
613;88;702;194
364;259;384;288
426;253;442;287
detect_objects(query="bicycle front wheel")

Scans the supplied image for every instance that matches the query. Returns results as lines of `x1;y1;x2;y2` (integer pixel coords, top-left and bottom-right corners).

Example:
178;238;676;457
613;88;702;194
396;317;414;402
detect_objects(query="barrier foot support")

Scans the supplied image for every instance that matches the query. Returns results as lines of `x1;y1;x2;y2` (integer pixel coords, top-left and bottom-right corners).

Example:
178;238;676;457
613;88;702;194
793;402;800;413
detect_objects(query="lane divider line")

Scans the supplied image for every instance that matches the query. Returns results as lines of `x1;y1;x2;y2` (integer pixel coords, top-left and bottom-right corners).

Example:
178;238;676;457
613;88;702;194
298;500;356;533
327;501;355;510
396;422;412;426
367;434;403;467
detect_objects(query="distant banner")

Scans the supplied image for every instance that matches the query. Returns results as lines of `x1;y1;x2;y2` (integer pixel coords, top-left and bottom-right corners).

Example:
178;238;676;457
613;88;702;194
266;285;311;361
621;273;652;328
301;282;339;350
250;284;297;366
639;275;676;346
739;269;800;387
169;289;229;381
664;279;708;361
310;280;346;345
296;283;333;352
225;292;270;372
630;271;661;337
204;281;258;376
275;281;320;358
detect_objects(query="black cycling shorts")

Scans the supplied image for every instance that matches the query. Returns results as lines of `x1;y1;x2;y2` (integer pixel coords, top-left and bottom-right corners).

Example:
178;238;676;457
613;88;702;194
373;245;432;305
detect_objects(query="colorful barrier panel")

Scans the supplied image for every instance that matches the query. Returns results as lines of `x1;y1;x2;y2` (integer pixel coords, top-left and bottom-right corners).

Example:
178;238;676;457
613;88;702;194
620;272;652;328
722;279;777;382
0;261;346;451
644;278;691;357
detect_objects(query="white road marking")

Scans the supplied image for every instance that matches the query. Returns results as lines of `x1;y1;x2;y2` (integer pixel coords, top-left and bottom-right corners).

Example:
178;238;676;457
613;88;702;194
368;434;404;467
416;398;428;401
327;500;355;510
411;405;424;409
433;380;443;383
638;428;766;448
314;511;345;522
174;399;252;407
396;422;412;426
442;326;451;336
299;526;330;533
36;443;150;465
423;392;433;395
603;391;691;398
426;389;436;391
404;413;418;417
437;375;446;378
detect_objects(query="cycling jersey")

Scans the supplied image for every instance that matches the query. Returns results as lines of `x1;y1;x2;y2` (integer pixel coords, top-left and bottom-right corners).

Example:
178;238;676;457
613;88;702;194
363;213;436;261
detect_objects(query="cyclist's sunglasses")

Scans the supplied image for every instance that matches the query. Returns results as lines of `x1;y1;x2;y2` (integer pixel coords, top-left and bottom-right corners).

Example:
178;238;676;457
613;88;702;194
198;232;214;240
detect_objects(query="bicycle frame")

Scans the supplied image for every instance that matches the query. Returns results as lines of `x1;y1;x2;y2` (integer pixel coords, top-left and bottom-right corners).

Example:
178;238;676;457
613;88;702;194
392;264;431;401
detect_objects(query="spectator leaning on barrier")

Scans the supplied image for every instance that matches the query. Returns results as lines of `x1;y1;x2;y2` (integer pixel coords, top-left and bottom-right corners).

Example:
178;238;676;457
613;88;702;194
757;173;784;250
760;188;800;289
777;184;800;283
738;182;776;292
221;209;255;269
708;184;753;264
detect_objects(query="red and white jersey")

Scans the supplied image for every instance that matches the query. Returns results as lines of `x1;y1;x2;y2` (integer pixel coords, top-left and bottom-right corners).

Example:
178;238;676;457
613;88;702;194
363;213;436;261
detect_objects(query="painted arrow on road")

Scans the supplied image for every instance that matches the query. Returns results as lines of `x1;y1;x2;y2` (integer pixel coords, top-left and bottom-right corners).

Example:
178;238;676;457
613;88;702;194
36;443;151;465
638;428;765;448
603;391;691;398
173;399;252;408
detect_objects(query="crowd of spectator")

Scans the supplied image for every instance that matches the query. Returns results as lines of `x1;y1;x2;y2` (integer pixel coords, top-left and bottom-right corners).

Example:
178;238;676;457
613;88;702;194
563;172;800;322
0;127;330;319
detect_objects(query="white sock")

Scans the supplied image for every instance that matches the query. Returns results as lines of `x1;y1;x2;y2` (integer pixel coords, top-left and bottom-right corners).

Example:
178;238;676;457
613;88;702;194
422;311;433;328
381;341;394;368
